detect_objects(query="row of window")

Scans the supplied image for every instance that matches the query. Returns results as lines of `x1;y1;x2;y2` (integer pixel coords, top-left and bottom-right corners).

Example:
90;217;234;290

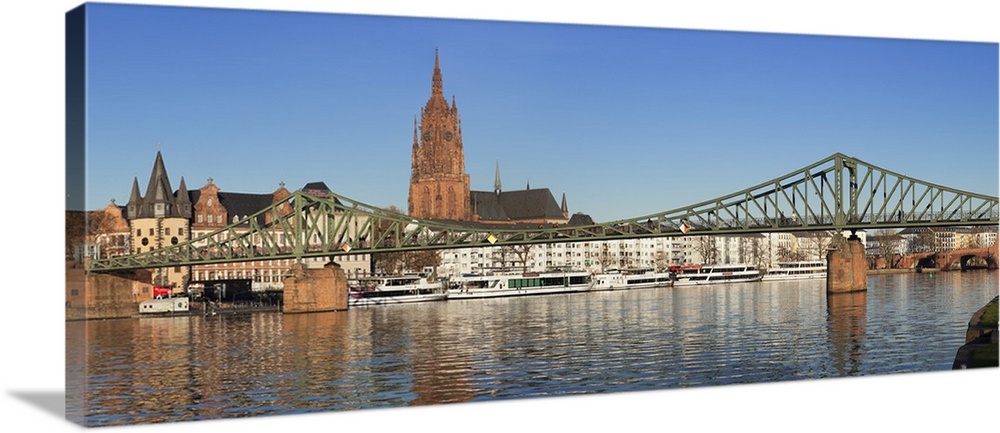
196;214;226;224
136;227;185;236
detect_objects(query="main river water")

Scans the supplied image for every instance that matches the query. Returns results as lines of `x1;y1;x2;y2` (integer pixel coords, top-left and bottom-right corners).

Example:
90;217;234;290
65;271;998;427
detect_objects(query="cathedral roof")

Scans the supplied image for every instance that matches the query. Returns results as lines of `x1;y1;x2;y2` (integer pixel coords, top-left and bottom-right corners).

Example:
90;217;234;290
471;188;566;222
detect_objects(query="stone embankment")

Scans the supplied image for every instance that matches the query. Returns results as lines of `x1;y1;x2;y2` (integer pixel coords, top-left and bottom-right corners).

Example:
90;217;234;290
952;296;998;369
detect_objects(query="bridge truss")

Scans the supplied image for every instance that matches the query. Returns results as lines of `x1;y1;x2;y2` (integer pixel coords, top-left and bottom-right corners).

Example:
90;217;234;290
88;153;998;272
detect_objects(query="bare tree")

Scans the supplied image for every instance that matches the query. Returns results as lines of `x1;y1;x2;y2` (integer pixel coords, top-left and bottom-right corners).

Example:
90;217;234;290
799;231;836;261
871;229;903;268
776;244;806;262
693;236;719;264
594;243;617;271
909;228;936;253
371;205;441;275
653;251;670;272
744;236;768;268
510;244;534;270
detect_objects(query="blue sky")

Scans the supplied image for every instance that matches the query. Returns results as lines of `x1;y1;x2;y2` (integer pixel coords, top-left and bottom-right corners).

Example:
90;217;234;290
80;3;998;223
3;2;999;432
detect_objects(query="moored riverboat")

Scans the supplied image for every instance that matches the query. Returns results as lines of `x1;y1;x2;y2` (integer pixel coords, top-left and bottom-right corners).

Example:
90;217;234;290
761;261;827;281
448;270;594;299
348;274;447;307
593;268;674;291
139;296;190;314
670;264;762;286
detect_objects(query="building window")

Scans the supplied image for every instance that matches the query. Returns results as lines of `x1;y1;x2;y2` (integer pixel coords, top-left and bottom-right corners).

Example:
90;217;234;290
148;228;154;236
208;215;213;223
178;228;184;236
198;214;203;223
136;229;141;237
165;227;171;236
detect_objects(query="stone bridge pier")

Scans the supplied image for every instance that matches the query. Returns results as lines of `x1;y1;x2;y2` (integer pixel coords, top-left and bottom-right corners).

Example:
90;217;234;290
66;260;152;320
281;261;348;314
827;234;867;294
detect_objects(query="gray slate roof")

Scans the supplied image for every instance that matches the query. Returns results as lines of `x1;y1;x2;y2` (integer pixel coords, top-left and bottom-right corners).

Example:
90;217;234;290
471;188;565;222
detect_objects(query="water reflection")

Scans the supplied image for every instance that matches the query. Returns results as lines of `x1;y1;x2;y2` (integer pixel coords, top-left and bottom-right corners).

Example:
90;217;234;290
827;291;867;376
66;271;998;427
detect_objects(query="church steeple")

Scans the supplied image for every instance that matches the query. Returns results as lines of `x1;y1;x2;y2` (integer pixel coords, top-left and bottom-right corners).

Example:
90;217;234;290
494;160;502;195
431;48;443;99
561;192;569;218
409;49;471;220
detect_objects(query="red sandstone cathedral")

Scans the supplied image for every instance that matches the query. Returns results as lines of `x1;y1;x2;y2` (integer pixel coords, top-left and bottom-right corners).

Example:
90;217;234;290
408;51;572;226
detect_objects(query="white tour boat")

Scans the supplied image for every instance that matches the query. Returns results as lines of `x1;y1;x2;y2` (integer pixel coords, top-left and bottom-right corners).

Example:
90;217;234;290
761;261;827;281
348;274;447;307
139;296;190;314
448;271;594;299
592;268;674;291
670;264;762;286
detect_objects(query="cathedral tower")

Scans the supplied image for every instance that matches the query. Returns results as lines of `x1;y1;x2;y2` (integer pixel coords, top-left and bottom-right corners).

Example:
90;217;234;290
408;50;471;220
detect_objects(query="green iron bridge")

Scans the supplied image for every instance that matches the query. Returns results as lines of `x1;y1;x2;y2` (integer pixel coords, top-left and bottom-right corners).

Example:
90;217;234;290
88;153;999;272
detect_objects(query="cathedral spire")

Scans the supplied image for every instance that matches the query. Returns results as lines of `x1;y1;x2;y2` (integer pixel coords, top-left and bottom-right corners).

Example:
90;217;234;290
431;48;444;99
494;160;502;195
561;192;569;218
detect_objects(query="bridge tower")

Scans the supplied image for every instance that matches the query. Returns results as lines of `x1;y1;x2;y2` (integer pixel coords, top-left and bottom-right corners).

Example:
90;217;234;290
408;49;471;221
125;150;192;292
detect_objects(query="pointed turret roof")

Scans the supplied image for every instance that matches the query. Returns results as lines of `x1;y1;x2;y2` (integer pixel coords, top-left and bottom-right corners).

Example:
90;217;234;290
125;177;142;219
176;176;192;218
130;150;188;218
143;150;174;204
494;160;502;195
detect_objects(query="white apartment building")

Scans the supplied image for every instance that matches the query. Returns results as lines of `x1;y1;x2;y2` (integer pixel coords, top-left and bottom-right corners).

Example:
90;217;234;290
437;230;859;276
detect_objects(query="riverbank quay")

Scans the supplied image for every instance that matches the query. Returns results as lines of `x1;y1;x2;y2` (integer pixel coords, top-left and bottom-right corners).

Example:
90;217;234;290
132;300;280;318
953;296;999;369
867;268;913;275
